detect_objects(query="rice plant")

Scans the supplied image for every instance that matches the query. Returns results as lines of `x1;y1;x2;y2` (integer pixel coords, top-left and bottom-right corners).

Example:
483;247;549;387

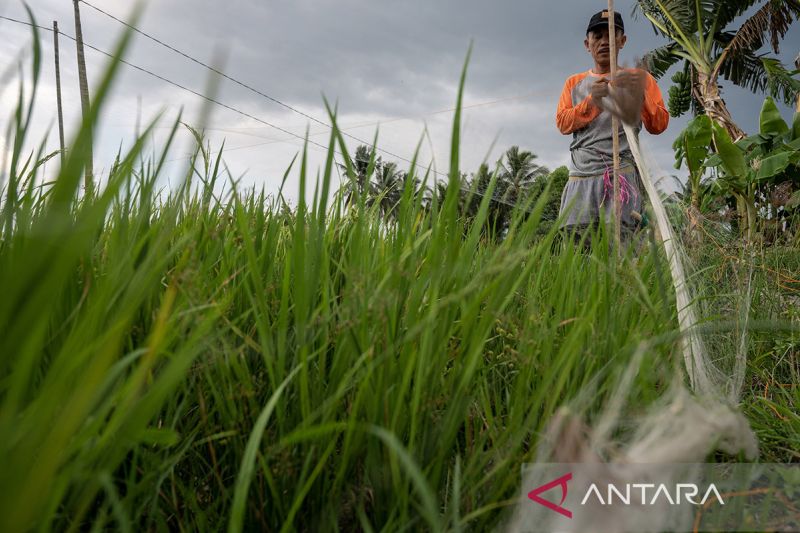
0;19;796;533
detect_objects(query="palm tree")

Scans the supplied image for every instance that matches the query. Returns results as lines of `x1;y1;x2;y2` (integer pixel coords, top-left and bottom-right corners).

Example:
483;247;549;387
429;172;470;213
463;163;509;239
397;171;425;211
339;145;377;207
639;0;800;140
497;146;549;206
338;145;429;222
464;163;494;218
373;161;404;219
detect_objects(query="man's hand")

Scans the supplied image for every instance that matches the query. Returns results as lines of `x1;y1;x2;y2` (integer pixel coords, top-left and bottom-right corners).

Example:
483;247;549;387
612;69;646;124
590;67;648;125
590;77;610;105
614;69;645;93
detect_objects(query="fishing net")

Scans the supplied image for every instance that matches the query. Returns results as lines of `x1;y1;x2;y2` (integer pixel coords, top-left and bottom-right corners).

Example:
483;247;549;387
504;114;768;532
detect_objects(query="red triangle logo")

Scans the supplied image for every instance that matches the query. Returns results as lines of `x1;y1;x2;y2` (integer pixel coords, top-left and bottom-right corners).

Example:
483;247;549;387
527;472;573;518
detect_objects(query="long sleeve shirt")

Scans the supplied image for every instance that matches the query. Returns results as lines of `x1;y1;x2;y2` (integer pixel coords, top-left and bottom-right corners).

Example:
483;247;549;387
556;69;669;176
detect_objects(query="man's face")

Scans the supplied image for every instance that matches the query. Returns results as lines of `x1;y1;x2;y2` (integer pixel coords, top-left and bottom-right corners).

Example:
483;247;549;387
584;27;626;66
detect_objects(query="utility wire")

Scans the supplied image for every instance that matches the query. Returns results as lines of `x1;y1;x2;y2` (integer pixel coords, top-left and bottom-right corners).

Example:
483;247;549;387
0;14;335;154
76;0;548;211
0;14;49;31
0;13;540;212
182;90;543;138
79;0;325;125
76;1;548;212
110;89;543;146
78;0;450;177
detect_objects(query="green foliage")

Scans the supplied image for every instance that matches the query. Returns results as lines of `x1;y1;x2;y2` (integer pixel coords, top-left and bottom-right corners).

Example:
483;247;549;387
716;44;800;109
643;42;682;78
713;122;749;182
760;95;791;137
793;110;800;140
337;144;425;220
737;97;800;189
684;97;800;240
528;165;569;235
674;115;713;174
672;95;800;241
673;114;713;208
1;16;798;533
639;0;800;134
540;166;569;222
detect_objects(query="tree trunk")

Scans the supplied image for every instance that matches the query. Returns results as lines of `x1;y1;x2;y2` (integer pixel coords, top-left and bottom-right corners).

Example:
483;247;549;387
795;53;800;112
690;180;700;211
734;192;757;242
694;71;746;141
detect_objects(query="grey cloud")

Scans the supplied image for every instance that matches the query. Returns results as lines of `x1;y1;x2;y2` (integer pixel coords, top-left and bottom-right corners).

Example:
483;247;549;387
2;0;798;199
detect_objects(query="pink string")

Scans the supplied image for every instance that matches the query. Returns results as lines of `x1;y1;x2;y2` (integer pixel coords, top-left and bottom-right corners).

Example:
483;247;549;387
601;166;638;207
597;153;638;208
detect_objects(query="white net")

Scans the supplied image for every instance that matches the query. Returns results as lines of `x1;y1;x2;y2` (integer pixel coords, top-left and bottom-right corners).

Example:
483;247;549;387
504;115;761;533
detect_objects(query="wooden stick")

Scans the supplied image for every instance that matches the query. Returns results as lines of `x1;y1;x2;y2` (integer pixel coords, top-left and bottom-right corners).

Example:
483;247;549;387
53;21;66;166
73;0;94;195
608;1;621;254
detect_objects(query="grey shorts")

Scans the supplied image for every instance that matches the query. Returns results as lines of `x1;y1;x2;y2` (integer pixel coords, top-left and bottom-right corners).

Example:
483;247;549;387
558;164;643;230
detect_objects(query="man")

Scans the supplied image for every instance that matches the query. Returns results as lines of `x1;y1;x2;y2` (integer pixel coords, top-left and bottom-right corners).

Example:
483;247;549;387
556;10;669;246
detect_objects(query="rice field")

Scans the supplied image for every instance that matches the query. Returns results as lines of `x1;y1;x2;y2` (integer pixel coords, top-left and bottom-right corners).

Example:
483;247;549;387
1;26;798;532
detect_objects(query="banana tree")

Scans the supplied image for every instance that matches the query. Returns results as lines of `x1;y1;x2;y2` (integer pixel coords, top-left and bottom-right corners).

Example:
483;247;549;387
711;121;758;239
707;97;800;240
673;114;713;210
639;0;800;140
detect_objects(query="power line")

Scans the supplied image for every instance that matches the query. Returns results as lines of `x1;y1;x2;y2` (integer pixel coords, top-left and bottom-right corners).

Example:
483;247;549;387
0;14;50;31
76;0;456;178
0;14;336;154
74;0;552;213
0;12;542;150
174;90;544;138
79;0;328;127
99;83;545;176
0;13;540;212
109;89;543;147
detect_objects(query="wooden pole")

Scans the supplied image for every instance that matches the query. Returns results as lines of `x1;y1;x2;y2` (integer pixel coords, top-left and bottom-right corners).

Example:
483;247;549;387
73;0;94;195
608;1;622;254
53;21;66;166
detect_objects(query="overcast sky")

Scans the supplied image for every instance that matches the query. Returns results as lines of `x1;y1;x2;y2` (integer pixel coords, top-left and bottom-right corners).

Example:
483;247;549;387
1;0;798;202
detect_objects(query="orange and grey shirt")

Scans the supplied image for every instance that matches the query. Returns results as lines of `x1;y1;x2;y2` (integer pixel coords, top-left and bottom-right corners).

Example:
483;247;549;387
556;69;669;176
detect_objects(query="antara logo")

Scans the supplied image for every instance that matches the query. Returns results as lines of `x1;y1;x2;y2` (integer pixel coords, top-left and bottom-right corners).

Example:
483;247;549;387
527;472;573;518
527;473;725;518
580;483;725;506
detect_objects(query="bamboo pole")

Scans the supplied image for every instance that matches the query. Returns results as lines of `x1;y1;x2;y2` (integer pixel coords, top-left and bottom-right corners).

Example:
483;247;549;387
53;21;66;166
73;0;94;195
608;1;621;254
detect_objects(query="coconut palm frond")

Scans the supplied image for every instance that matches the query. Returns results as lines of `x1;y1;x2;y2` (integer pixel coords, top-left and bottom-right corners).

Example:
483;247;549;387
498;146;549;189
